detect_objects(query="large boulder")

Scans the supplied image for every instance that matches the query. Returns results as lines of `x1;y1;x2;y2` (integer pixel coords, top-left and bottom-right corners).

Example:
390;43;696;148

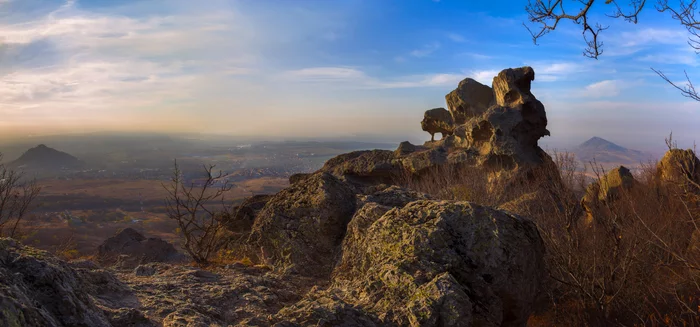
332;200;546;326
98;228;185;268
421;107;455;142
445;78;494;124
0;238;114;327
248;172;356;277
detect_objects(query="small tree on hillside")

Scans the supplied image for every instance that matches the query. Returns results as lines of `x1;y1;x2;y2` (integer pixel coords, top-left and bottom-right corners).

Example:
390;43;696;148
525;0;700;100
0;153;41;239
163;161;233;264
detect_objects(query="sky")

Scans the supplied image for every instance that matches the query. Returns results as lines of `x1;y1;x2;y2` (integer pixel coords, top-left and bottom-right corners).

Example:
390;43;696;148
2;0;700;152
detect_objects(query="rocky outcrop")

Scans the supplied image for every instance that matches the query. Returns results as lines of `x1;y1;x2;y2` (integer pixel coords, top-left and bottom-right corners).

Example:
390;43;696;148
583;166;635;204
581;166;636;224
332;200;546;326
445;78;494;124
98;228;185;268
421;107;455;141
224;194;273;233
248;172;356;277
657;149;700;189
404;67;555;193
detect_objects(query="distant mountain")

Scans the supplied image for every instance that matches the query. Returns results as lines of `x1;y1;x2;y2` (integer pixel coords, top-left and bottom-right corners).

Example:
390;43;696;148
574;137;652;167
10;144;83;170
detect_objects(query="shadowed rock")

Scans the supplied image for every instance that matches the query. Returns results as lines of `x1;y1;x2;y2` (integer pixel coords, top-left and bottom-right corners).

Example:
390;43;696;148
98;228;185;268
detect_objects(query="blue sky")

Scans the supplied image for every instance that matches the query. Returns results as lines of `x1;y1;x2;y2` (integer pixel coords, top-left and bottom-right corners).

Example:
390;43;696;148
1;0;700;152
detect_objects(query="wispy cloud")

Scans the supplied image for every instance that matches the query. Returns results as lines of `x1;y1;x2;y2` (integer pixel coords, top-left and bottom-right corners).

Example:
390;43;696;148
409;42;441;57
282;66;463;89
447;33;466;43
578;80;623;98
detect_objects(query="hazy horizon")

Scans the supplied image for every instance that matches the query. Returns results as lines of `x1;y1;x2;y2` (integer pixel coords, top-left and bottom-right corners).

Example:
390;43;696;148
3;0;700;153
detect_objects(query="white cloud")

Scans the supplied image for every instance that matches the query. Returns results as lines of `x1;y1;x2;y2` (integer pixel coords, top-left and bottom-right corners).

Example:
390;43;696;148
469;70;499;85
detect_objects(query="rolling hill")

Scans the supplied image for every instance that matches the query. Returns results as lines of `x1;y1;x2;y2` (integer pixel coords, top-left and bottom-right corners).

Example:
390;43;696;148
10;144;84;170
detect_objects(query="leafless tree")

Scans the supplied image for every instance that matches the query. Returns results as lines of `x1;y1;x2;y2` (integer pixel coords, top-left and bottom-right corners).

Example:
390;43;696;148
0;153;41;239
525;0;700;100
163;160;234;265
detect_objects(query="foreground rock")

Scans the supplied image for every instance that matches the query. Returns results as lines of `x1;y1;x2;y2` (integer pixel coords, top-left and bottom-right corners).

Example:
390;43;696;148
98;228;185;268
332;200;546;326
249;172;356;277
0;238;139;327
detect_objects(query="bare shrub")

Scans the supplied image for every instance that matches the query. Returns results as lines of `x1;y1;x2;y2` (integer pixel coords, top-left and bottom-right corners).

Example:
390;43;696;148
0;153;41;239
163;160;234;265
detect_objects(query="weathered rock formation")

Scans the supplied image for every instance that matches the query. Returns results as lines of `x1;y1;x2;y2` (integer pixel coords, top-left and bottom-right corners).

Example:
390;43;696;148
445;78;494;124
421;107;455;141
98;228;185;268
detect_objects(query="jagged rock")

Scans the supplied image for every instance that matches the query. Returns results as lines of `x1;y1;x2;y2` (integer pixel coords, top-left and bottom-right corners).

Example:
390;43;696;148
333;200;546;326
249;172;356;277
657;149;700;188
445;78;494;124
0;238;114;327
321;150;402;185
394;141;417;157
421;108;455;142
289;173;311;185
98;228;185;268
224;194;274;233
